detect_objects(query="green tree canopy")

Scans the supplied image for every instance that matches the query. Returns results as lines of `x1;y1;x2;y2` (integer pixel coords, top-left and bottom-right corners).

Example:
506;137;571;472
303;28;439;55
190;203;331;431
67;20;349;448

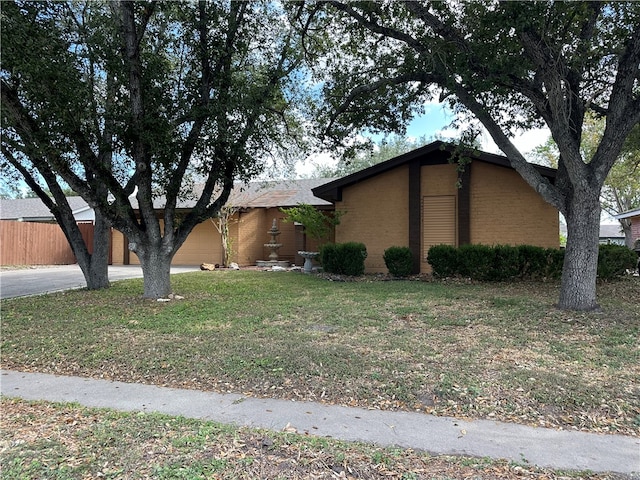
532;115;640;248
280;203;342;246
304;1;640;310
2;1;313;297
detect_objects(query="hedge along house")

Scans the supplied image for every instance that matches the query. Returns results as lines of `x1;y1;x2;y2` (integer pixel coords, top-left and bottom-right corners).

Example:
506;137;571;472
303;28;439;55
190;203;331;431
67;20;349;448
111;178;336;268
312;141;559;274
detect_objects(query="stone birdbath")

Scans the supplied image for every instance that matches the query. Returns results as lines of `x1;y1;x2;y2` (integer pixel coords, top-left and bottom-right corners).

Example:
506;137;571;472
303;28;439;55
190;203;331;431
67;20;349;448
298;251;319;274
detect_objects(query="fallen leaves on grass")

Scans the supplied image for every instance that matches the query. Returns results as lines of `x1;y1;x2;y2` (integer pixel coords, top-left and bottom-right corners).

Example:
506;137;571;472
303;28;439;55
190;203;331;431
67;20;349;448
3;273;638;439
1;398;625;480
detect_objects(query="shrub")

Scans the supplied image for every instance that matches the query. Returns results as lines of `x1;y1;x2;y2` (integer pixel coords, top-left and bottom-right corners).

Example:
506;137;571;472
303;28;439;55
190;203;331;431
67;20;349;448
597;244;638;279
427;244;459;277
516;245;549;279
544;248;565;279
319;243;339;272
458;244;493;280
319;242;367;276
383;246;413;277
490;245;521;281
428;244;567;281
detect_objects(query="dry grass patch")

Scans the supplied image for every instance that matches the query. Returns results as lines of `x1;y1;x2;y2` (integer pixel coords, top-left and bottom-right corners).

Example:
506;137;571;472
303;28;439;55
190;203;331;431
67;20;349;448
1;398;623;480
2;271;638;436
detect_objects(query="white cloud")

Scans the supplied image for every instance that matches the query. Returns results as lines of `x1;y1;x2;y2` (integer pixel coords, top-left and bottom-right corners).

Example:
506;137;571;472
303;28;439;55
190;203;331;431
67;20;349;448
480;127;551;157
295;151;337;177
436;122;551;158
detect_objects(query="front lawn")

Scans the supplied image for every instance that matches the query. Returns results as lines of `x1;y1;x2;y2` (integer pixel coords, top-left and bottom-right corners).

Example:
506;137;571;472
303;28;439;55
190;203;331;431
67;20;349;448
2;271;639;435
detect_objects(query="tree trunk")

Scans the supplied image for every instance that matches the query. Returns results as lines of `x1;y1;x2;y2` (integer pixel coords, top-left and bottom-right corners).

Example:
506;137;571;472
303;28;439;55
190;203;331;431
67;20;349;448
620;218;634;249
558;191;601;311
54;204;110;291
83;212;111;290
133;242;174;299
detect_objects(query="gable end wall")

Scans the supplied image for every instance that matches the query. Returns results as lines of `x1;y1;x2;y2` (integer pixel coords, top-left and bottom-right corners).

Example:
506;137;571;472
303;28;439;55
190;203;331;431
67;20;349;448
334;165;409;272
469;162;559;247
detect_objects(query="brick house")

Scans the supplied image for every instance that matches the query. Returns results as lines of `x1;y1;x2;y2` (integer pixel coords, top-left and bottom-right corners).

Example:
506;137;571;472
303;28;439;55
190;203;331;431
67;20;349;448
312;141;559;274
110;178;336;267
615;207;640;250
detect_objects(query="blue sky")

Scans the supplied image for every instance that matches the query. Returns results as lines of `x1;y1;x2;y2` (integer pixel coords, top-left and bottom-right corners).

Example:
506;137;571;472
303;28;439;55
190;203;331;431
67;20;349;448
404;103;454;140
404;103;551;155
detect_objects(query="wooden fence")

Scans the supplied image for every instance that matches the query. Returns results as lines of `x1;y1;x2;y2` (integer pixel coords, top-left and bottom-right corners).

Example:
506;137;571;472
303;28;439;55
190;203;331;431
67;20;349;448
0;220;96;266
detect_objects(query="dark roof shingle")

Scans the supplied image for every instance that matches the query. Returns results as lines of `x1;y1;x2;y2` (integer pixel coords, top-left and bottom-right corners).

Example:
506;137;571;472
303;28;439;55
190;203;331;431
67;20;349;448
2;178;335;220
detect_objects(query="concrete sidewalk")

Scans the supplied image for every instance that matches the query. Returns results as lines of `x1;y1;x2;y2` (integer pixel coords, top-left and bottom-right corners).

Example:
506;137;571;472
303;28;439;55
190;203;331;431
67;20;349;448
1;370;638;475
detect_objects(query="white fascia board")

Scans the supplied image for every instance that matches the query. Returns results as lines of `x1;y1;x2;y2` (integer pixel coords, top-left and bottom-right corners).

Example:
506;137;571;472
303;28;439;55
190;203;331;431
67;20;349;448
614;208;640;220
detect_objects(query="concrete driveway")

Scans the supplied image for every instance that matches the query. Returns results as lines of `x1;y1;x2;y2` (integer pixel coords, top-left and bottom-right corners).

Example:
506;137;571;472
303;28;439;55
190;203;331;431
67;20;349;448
0;265;200;299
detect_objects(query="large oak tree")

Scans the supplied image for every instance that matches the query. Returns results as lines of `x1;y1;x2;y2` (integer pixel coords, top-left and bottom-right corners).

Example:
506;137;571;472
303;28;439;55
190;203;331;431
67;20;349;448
310;1;640;310
2;1;309;297
533;117;640;249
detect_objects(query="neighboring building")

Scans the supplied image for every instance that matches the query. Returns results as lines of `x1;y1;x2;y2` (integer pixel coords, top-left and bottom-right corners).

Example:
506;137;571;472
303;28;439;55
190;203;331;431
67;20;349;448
559;219;627;246
313;141;559;274
615;207;640;249
0;197;96;266
598;224;626;245
0;196;93;222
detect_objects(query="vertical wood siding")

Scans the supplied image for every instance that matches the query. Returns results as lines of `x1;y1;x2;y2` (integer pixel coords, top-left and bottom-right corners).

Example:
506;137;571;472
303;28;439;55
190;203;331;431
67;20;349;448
0;220;94;265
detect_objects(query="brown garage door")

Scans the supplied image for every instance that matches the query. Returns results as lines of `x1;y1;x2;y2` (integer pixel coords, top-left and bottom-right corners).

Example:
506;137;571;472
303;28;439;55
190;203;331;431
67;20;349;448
422;195;457;265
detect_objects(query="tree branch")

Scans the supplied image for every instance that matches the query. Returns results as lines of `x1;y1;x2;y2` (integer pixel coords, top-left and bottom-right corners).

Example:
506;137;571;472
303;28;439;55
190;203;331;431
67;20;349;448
120;0;157;238
164;0;212;228
325;70;442;137
452;83;565;213
326;1;425;52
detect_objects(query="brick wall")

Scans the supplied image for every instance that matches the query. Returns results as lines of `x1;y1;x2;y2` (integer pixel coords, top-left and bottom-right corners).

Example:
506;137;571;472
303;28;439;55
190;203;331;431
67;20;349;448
469;162;559;248
173;220;222;265
334;160;559;275
335;165;409;272
421;163;458;196
111;220;223;266
109;207;312;267
630;215;640;245
237;208;268;265
235;208;336;267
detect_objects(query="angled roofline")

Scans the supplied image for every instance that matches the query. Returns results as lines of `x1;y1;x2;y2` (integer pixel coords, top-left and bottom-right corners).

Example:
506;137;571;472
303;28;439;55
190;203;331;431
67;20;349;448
72;205;93;215
13;216;56;222
312;141;557;203
614;207;640;220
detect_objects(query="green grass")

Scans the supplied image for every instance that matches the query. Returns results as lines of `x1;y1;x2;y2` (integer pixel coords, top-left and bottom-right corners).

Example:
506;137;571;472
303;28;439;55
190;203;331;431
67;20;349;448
0;398;617;480
2;271;639;435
